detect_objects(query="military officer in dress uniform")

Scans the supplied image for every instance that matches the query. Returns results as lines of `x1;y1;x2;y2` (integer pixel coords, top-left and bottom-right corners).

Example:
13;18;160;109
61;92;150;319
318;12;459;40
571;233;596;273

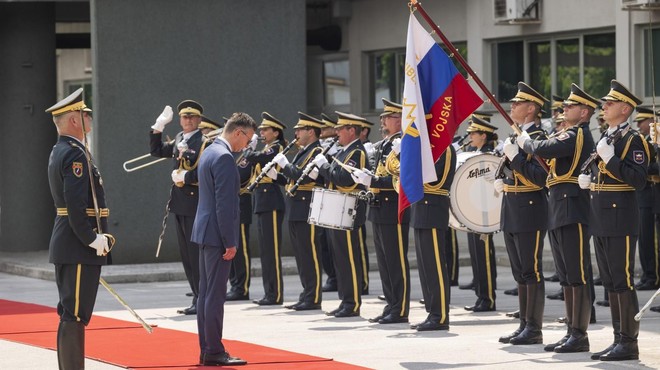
272;112;325;311
227;132;257;301
494;82;549;345
384;131;456;331
352;98;411;324
46;88;113;369
311;112;372;318
577;80;649;361
518;83;597;353
150;100;206;315
244;112;288;306
648;109;660;313
462;118;499;312
199;115;223;136
633;107;660;291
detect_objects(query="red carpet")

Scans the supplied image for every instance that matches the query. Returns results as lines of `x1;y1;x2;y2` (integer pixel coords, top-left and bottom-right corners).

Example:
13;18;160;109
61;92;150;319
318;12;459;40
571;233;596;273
0;300;369;369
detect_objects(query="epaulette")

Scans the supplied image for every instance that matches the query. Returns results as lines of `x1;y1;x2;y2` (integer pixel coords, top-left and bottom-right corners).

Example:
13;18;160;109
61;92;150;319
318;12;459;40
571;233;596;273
67;141;80;149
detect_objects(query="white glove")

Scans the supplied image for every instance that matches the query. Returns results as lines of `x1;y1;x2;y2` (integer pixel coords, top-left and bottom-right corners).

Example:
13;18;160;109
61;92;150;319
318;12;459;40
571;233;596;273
151;105;173;132
451;142;461;151
171;169;187;184
266;166;278;180
249;134;259;151
351;169;373;186
651;121;660;145
273;153;289;167
503;138;519;161
391;138;402;155
89;234;109;256
312;153;328;167
578;174;592;189
493;179;504;194
516;131;531;149
596;137;615;164
308;167;319;180
364;142;375;158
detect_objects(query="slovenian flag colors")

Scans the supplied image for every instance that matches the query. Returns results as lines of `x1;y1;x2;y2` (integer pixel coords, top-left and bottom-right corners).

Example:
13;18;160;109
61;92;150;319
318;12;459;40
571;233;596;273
399;13;483;220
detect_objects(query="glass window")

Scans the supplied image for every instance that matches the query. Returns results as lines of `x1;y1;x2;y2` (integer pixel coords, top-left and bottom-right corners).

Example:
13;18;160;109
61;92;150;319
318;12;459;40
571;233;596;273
644;28;660;97
556;39;579;98
323;60;350;107
496;41;524;102
530;41;552;103
584;33;615;99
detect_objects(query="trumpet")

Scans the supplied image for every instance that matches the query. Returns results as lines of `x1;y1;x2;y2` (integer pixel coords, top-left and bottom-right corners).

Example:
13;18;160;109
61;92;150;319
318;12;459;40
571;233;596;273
246;139;298;192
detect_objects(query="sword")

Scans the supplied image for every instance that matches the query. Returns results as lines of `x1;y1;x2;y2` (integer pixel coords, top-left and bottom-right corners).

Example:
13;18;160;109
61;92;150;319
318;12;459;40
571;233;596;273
99;278;153;333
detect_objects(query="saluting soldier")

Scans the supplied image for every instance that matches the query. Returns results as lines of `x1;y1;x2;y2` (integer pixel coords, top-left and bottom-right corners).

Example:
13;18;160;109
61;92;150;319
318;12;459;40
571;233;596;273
244;112;288;306
271;112;325;311
518;83;597;352
385;133;456;331
46;88;113;369
495;82;549;345
462;117;499;312
150;100;206;315
578;80;649;361
352;99;411;324
227;118;257;301
311;112;372;318
632;107;660;291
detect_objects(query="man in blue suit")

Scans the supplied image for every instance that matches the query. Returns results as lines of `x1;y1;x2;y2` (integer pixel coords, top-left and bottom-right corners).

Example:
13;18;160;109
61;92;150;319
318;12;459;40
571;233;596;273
192;112;257;366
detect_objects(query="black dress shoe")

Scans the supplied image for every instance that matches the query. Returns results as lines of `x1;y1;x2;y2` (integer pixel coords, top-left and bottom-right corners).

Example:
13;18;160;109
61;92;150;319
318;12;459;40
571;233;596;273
505;310;520;318
284;302;302;309
554;334;590;353
599;341;639;361
596;299;610;307
368;315;384;323
410;319;427;329
322;281;338;292
378;313;409;324
459;282;474;290
416;320;449;331
650;305;660;312
325;307;342;316
252;297;282;306
545;274;560;282
177;304;197;315
503;287;518;296
472;302;495;312
226;291;249;301
544;334;570;352
547;289;564;300
186;292;194;297
635;281;659;291
591;342;617;360
419;298;425;304
203;352;247;366
334;308;360;318
377;295;386;301
293;302;322;311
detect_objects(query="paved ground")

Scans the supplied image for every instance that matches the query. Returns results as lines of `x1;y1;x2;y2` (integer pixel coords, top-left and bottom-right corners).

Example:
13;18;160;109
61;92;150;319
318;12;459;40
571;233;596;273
2;251;660;369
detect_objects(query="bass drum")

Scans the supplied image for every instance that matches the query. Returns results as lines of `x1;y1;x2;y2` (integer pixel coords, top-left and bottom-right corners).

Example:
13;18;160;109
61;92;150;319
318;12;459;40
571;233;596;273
449;152;502;234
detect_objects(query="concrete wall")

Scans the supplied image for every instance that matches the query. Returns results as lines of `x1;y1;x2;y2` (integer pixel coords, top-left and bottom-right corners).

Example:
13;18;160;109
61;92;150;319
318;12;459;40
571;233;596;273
90;0;306;263
0;3;57;252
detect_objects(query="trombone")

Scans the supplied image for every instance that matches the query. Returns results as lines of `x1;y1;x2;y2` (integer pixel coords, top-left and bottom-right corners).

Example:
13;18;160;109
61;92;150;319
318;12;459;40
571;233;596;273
123;128;224;173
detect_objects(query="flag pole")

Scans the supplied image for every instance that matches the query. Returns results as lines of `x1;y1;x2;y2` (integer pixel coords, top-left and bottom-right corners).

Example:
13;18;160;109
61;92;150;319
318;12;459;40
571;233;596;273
409;0;549;172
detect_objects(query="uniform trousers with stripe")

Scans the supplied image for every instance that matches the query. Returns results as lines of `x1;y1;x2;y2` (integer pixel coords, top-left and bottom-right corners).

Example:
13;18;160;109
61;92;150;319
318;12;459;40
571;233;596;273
373;222;410;318
229;223;251;296
445;228;459;286
55;264;102;324
550;224;591;287
358;225;369;293
548;231;566;282
503;230;545;284
638;210;659;286
595;235;638;292
174;215;199;301
317;227;337;283
414;227;450;324
256;210;284;303
329;228;363;313
289;221;322;304
467;232;497;308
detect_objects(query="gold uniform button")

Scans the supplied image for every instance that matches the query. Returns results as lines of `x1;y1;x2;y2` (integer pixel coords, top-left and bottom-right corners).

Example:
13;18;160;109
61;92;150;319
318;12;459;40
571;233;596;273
613;204;617;208
302;197;306;201
424;200;428;204
385;197;389;201
563;194;567;198
529;200;533;204
190;192;194;195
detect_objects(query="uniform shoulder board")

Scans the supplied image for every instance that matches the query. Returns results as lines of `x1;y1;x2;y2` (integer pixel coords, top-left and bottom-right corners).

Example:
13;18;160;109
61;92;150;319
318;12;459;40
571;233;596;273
67;140;80;149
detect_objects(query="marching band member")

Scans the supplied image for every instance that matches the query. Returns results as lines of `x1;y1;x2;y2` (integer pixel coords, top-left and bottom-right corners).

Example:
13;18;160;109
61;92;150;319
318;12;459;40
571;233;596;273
150;100;206;315
578;80;649;361
354;98;411;324
273;112;325;311
318;113;339;293
463;117;499;313
385;133;456;331
312;112;372;318
244;112;288;306
495;82;549;345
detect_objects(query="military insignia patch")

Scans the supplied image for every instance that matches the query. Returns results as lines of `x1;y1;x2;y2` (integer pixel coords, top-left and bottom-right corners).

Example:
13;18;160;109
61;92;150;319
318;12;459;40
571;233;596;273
265;147;274;155
72;162;83;178
238;158;248;168
633;150;645;164
557;132;570;141
347;159;356;168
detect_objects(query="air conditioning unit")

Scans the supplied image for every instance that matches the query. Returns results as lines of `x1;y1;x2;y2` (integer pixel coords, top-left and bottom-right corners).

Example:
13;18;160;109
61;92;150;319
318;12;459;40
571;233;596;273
494;0;541;25
622;0;660;10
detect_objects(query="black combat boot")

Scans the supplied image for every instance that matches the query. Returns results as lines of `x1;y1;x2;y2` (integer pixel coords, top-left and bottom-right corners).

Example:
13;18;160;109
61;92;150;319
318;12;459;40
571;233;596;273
600;290;639;361
591;291;620;360
499;284;527;343
57;321;85;370
510;282;544;345
555;285;590;353
544;285;571;351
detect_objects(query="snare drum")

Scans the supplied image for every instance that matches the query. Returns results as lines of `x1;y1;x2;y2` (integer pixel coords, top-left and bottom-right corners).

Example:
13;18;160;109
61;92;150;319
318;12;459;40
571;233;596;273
308;188;357;230
449;152;502;233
